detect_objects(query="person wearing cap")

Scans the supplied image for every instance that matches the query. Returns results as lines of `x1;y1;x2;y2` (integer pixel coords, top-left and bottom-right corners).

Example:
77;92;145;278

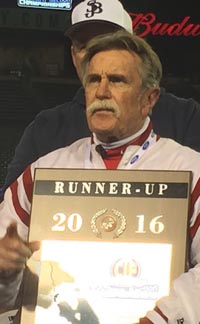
1;0;200;200
0;29;200;324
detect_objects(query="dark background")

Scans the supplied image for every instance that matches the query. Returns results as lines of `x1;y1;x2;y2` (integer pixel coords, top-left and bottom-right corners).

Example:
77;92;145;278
0;0;199;186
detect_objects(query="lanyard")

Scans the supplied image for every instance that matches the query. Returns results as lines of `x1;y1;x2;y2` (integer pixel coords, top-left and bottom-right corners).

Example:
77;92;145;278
84;129;157;170
123;129;157;169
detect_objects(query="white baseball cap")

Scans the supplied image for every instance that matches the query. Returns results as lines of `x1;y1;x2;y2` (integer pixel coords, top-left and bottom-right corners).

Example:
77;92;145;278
65;0;133;39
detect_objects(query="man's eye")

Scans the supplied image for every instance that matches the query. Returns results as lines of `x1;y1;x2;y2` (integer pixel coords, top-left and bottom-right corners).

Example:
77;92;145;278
109;76;126;83
88;76;100;84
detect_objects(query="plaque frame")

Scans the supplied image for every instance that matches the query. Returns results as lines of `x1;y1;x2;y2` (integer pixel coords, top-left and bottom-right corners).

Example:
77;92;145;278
19;168;191;324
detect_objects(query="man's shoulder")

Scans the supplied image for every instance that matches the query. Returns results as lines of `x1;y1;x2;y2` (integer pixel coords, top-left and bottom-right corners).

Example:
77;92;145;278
35;137;90;167
11;86;88;169
158;137;200;163
36;87;85;122
156;88;200;111
152;88;200;150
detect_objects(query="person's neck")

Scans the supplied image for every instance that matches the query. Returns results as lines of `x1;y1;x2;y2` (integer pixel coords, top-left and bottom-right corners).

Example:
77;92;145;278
93;117;150;149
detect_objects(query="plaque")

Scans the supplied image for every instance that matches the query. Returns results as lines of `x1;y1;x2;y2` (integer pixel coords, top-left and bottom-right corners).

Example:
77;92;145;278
19;168;191;324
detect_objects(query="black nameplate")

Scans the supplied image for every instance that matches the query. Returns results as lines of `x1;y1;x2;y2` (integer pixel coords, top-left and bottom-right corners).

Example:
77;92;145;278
34;180;188;198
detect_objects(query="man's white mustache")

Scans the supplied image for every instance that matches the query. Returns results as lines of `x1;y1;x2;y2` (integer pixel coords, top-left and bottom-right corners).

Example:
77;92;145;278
87;100;120;117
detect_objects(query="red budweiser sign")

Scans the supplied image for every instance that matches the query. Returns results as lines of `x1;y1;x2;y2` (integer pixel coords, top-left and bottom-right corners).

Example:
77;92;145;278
129;13;200;37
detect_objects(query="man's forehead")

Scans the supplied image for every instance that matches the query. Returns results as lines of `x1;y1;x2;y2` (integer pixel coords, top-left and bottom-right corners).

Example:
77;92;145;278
86;50;140;79
89;49;139;67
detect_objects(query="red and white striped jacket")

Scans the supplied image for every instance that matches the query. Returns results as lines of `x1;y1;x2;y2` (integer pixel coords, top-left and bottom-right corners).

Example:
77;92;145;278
0;120;200;323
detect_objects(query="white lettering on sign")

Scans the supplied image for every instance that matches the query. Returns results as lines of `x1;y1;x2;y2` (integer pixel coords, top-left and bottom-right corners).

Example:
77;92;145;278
0;8;69;31
53;181;169;197
51;213;165;235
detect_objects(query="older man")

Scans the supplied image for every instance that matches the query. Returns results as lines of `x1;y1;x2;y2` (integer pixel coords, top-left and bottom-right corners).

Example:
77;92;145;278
2;0;200;198
0;31;200;323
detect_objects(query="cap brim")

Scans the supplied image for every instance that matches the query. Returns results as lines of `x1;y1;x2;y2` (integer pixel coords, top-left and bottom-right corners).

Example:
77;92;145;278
65;20;123;42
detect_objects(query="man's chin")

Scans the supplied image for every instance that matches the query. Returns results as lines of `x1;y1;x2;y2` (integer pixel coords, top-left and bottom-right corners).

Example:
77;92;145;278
92;128;118;143
89;114;116;128
90;124;114;134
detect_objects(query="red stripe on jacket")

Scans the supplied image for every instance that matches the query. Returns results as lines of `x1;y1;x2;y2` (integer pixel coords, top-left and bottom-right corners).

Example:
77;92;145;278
10;166;33;226
139;306;168;323
22;166;34;203
189;177;200;239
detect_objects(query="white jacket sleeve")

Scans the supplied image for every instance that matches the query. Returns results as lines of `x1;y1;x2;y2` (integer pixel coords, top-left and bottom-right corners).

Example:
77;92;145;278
143;183;200;324
157;264;200;323
0;165;34;309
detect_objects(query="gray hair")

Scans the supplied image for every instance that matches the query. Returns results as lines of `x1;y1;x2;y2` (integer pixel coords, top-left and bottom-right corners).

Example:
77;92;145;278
81;30;162;90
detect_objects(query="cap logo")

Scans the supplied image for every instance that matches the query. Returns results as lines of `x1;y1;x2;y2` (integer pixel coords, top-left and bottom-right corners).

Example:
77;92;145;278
85;0;103;18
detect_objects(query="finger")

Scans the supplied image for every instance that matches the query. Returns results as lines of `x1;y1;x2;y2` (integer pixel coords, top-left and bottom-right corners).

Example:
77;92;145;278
2;260;26;271
6;223;19;238
0;250;27;271
28;241;40;254
5;224;31;257
0;225;32;273
3;234;32;260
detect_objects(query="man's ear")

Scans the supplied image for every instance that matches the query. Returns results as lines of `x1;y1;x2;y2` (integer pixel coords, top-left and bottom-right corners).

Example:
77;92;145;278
141;87;160;117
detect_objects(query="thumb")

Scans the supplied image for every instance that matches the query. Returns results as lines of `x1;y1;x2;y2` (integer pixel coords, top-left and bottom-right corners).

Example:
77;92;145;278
6;222;20;238
6;223;40;254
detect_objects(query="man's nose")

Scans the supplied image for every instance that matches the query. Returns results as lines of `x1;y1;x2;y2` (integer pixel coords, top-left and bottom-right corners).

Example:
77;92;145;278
95;78;111;99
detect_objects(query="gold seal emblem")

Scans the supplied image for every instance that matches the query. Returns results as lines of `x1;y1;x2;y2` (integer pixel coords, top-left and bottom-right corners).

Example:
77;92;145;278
91;208;126;238
101;215;117;232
